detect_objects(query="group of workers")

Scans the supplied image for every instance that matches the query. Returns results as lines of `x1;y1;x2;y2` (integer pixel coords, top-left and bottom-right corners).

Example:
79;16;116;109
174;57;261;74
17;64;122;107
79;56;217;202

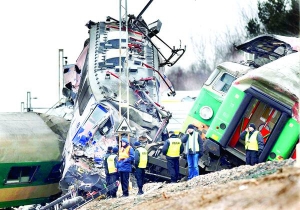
162;124;204;182
103;137;148;198
103;122;264;197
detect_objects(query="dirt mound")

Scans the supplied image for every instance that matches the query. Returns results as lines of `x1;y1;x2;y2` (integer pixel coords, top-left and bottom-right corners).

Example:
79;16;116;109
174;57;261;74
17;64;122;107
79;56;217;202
79;159;300;210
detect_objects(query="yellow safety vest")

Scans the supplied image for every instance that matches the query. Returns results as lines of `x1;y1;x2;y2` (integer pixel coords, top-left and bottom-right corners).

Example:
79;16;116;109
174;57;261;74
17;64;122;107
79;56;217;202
166;138;182;157
245;131;259;151
107;154;117;174
119;146;130;160
137;147;148;168
186;131;200;153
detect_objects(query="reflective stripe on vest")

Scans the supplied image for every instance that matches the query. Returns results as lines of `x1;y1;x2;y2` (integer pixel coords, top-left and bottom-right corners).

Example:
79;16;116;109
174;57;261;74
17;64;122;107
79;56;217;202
107;154;117;174
185;131;200;153
119;146;130;160
137;147;148;168
245;131;259;151
166;138;182;157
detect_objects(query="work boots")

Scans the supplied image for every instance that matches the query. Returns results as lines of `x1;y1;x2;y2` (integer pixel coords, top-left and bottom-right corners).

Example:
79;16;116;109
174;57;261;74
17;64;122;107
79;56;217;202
137;188;144;195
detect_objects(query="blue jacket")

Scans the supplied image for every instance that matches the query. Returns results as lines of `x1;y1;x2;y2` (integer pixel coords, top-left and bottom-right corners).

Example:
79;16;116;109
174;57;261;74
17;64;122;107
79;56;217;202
117;145;135;172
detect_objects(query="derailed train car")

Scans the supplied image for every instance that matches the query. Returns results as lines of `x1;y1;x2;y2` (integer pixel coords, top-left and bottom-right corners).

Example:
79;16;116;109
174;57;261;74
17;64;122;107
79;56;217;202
51;0;186;203
0;113;65;208
202;51;300;171
181;35;298;139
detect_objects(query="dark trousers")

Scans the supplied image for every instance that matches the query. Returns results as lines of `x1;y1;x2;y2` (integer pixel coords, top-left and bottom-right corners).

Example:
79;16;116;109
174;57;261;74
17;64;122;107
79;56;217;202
166;157;179;183
105;174;110;196
135;168;145;191
107;173;119;197
246;150;259;166
119;171;130;196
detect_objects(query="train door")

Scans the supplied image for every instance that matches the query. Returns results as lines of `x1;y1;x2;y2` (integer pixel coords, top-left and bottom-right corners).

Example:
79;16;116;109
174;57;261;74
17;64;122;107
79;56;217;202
228;97;281;154
221;86;294;165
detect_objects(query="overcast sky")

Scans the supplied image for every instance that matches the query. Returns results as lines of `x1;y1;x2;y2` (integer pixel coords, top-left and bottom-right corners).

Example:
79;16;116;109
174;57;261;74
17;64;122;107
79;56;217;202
0;0;257;112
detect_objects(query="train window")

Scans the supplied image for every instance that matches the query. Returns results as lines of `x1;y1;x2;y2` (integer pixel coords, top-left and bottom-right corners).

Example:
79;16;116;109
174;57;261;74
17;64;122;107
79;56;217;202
6;166;39;184
213;73;235;93
107;39;126;49
78;80;92;116
105;57;125;68
204;69;219;86
46;163;62;182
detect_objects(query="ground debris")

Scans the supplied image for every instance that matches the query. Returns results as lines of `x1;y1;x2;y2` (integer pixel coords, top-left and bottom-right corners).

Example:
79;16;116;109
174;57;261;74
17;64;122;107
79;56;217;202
78;159;300;210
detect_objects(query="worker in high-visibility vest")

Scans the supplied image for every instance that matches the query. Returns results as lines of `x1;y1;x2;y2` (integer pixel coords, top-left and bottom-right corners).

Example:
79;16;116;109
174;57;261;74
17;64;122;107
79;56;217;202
162;131;184;183
103;146;113;197
181;124;204;180
133;141;148;195
104;146;119;198
117;137;135;197
240;123;264;165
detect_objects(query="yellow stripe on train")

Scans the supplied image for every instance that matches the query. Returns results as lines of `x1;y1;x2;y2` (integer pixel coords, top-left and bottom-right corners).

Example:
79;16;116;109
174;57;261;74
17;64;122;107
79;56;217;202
0;183;61;202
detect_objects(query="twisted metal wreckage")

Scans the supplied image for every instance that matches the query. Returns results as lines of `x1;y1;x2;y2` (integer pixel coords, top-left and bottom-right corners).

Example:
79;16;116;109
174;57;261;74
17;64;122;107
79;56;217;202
43;0;186;208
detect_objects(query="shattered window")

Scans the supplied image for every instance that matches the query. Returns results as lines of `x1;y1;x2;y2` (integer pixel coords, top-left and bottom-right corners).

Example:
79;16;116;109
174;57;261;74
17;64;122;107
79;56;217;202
46;163;62;182
6;166;39;184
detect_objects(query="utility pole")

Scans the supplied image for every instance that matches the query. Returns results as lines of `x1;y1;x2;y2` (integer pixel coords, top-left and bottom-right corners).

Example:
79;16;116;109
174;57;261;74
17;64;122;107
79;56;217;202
26;91;37;112
58;49;64;101
21;102;24;112
58;49;68;102
118;0;130;146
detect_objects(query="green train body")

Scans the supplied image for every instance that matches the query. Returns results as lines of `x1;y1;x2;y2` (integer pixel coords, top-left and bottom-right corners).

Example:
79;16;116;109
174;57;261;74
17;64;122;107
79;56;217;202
0;113;65;208
0;162;62;208
181;62;251;137
202;51;300;171
205;86;245;142
268;118;299;161
181;35;297;137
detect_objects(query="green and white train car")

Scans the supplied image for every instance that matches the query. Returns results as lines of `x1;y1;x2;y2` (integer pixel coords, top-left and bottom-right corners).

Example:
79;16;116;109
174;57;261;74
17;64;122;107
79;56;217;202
203;51;300;171
181;34;296;138
0;113;65;208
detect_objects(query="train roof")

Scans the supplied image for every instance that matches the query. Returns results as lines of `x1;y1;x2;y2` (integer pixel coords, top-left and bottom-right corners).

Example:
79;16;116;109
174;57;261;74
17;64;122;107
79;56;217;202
218;62;252;77
234;51;300;121
0;112;64;163
235;34;299;64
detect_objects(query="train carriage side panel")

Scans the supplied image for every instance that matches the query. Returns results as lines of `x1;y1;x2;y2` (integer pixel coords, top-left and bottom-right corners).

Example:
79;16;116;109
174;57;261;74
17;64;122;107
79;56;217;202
0;161;62;208
268;118;299;160
205;86;246;143
181;87;223;135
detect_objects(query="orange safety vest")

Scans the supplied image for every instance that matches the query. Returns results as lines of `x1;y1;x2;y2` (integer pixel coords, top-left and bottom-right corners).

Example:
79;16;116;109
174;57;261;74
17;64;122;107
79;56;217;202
245;131;259;151
119;146;130;160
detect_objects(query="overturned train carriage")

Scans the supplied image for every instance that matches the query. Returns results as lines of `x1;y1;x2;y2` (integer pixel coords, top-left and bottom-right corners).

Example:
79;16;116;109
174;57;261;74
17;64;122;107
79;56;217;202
202;51;300;171
58;3;186;195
